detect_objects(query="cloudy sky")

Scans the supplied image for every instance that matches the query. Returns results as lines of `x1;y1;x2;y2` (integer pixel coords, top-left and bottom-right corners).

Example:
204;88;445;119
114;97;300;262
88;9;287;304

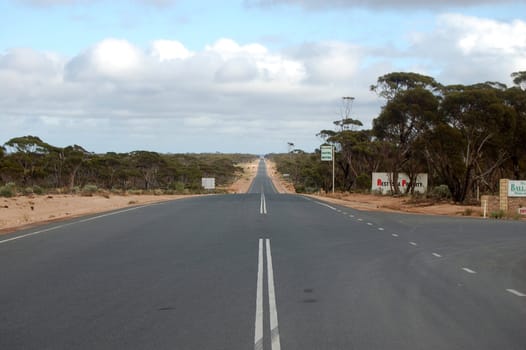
1;0;525;154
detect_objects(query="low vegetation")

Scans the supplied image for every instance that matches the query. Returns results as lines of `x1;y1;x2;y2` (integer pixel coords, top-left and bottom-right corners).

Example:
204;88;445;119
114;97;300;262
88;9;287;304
0;137;256;196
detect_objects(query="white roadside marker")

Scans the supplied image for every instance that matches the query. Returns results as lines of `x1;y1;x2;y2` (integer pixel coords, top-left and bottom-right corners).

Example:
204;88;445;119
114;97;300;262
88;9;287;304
462;267;477;274
506;289;526;297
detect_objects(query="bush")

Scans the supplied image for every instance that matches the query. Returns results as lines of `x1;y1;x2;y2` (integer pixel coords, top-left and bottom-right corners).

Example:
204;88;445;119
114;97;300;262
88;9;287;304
0;183;16;197
23;187;34;196
490;210;505;219
81;184;98;196
355;174;371;190
32;185;44;195
430;185;451;200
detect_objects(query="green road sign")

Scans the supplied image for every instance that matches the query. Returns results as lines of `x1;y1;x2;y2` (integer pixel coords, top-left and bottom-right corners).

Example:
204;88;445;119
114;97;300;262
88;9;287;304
321;145;333;161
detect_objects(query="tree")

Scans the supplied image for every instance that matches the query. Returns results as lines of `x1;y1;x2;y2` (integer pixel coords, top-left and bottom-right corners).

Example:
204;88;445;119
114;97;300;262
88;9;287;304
3;136;54;185
435;84;513;202
372;87;439;194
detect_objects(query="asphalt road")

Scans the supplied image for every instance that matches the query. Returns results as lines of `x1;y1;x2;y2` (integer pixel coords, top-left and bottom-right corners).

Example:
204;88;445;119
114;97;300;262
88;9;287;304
1;159;526;349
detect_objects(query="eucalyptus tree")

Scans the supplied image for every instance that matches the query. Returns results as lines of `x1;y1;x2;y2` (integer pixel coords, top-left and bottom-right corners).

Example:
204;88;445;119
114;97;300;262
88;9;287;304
3;136;55;186
372;79;440;194
432;83;513;202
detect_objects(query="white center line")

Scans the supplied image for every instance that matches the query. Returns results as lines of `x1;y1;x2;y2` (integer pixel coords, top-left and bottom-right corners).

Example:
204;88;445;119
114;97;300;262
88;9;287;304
409;241;418;246
260;192;267;215
378;228;385;231
266;239;281;350
462;267;477;274
432;253;442;258
506;289;526;297
254;239;264;350
367;222;373;226
392;233;399;237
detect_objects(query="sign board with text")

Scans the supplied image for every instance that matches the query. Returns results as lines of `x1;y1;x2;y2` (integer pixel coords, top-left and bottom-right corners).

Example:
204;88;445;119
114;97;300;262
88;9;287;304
201;177;215;190
372;172;428;194
508;180;526;197
320;145;333;161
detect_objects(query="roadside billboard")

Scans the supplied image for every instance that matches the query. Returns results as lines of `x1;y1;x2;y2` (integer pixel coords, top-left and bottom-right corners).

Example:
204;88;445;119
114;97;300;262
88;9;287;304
372;173;428;194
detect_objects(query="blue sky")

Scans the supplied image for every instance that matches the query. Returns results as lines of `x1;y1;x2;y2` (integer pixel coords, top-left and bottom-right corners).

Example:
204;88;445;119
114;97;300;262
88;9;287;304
1;0;525;153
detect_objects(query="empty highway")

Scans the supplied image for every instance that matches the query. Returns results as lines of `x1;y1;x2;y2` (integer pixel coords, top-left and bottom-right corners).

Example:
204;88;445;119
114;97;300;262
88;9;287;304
1;160;525;349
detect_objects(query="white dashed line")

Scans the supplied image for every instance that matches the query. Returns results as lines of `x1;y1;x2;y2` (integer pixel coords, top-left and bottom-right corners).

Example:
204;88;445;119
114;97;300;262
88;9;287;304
358;219;363;222
462;268;477;274
349;215;355;218
367;222;373;226
432;253;442;258
378;228;384;231
409;241;418;246
392;234;399;237
506;289;526;297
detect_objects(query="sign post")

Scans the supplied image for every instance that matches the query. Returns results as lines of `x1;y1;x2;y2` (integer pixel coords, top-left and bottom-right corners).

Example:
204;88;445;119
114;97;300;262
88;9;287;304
321;145;335;193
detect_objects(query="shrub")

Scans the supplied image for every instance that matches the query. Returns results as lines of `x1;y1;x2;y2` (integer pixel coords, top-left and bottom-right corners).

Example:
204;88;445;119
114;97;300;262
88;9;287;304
355;174;371;190
490;210;505;219
81;184;98;196
0;183;16;197
23;187;34;196
32;185;44;195
430;185;451;200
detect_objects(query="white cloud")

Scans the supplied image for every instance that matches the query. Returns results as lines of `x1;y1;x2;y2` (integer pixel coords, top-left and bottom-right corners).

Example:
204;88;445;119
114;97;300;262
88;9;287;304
2;15;525;153
150;40;193;61
65;38;144;81
408;14;526;84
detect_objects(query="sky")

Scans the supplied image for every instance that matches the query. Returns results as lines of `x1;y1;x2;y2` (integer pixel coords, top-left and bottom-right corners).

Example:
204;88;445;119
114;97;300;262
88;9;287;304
1;0;525;154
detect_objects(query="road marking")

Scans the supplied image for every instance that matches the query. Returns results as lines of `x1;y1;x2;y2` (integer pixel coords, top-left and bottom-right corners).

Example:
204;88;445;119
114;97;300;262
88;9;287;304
358;218;363;222
254;239;281;350
367;222;373;226
432;253;442;258
342;212;347;215
260;192;267;215
409;241;418;246
392;234;399;237
254;240;264;350
349;215;355;218
314;201;337;211
506;289;526;297
0;205;150;245
266;239;281;350
378;228;384;231
462;267;477;274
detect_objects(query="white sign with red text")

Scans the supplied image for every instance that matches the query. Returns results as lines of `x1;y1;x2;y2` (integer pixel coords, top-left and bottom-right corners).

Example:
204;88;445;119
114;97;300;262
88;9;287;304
372;172;428;194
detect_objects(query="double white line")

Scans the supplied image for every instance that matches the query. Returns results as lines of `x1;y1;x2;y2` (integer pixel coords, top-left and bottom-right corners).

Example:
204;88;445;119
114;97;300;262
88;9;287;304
260;192;267;215
255;239;281;350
